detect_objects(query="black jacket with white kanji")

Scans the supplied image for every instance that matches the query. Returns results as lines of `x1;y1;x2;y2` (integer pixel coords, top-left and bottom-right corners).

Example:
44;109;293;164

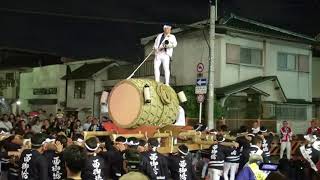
100;146;124;180
81;154;107;180
140;150;169;180
236;136;250;154
225;146;240;163
261;134;273;163
239;145;264;169
299;144;320;164
43;150;66;180
208;143;230;170
167;154;198;180
19;149;48;180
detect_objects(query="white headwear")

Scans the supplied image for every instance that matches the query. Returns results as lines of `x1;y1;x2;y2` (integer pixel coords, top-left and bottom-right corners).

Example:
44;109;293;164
163;25;172;29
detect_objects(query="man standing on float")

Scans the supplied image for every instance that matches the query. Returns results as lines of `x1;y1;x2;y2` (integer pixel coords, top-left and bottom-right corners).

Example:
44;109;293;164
153;24;177;85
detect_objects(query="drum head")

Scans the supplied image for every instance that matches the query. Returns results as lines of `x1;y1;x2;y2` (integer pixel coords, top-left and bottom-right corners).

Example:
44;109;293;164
108;81;142;128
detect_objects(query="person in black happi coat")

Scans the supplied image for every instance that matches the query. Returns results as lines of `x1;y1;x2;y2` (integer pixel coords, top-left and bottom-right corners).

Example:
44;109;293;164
81;137;107;180
18;133;48;180
167;144;198;180
140;138;169;180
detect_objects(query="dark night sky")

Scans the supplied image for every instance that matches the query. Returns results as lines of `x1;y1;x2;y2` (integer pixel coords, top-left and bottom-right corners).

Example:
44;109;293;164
0;0;319;63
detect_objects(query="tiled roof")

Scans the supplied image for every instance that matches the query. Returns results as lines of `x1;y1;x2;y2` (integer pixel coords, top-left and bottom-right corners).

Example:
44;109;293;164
215;76;285;98
61;61;114;80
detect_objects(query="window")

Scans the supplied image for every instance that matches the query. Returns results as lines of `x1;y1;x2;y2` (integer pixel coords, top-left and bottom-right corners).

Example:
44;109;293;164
226;44;240;64
240;48;262;66
262;103;276;119
277;53;309;72
226;44;262;66
5;73;14;80
276;104;307;120
74;81;86;99
313;105;320;119
298;55;309;72
5;73;14;87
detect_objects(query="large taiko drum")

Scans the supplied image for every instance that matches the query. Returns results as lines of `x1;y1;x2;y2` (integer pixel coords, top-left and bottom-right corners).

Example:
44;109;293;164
108;79;179;128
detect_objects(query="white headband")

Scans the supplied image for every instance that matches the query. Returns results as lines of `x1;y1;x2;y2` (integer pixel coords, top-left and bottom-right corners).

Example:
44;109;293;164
0;131;9;135
178;147;189;156
163;25;171;29
84;143;100;152
126;140;139;146
260;129;267;133
217;138;225;143
77;138;84;143
42;138;55;145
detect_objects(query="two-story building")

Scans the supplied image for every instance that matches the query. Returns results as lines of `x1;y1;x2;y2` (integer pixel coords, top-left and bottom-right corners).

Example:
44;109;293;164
61;59;118;120
140;14;317;133
312;46;320;120
19;65;67;114
0;70;20;114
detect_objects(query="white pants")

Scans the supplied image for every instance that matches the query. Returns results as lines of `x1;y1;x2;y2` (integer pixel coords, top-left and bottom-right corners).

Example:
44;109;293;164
201;161;209;178
280;141;291;159
154;53;170;85
207;168;222;180
223;162;239;180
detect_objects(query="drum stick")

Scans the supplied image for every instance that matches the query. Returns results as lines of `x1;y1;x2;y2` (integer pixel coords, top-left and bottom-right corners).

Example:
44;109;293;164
127;49;154;80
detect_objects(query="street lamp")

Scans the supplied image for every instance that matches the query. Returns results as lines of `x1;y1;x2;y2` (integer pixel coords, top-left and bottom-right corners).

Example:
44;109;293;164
16;100;21;105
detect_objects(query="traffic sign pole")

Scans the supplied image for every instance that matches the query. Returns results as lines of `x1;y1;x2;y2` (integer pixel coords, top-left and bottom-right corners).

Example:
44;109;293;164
197;94;205;124
199;102;202;123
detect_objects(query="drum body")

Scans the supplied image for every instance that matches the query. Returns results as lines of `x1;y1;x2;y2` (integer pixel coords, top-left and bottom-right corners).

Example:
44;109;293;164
108;79;179;128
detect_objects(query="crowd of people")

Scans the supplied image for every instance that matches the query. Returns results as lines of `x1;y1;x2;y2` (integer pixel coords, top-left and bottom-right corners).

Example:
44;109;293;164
0;110;320;180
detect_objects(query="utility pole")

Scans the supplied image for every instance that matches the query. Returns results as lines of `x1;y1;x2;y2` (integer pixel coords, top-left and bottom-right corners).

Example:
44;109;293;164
207;1;215;129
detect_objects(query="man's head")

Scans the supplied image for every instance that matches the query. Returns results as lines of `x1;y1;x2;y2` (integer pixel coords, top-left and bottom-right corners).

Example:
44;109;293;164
115;136;127;152
56;134;68;149
126;137;139;150
252;121;259;128
72;134;84;147
147;138;159;151
177;144;189;157
84;137;99;153
311;120;317;128
63;145;87;176
218;125;228;135
163;25;172;35
259;126;268;137
86;116;93;123
137;139;147;153
251;136;263;149
283;121;289;128
92;118;99;125
31;133;48;153
239;125;249;134
3;114;8;121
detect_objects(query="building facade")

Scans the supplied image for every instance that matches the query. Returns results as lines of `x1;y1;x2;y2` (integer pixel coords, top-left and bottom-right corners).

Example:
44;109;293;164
141;14;316;133
313;56;320;119
62;60;118;121
19;65;67;114
0;70;20;114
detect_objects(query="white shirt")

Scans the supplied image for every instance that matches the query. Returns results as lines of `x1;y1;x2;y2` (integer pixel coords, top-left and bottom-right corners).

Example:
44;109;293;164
154;33;177;57
0;121;13;131
252;127;260;134
83;123;91;131
175;106;186;126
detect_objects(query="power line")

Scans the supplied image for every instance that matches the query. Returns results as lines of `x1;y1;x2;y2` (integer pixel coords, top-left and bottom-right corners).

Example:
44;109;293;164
0;7;184;26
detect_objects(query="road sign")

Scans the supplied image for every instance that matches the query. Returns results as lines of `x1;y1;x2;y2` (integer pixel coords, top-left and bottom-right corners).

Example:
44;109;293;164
196;78;207;86
197;63;204;73
195;86;207;94
197;94;205;103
